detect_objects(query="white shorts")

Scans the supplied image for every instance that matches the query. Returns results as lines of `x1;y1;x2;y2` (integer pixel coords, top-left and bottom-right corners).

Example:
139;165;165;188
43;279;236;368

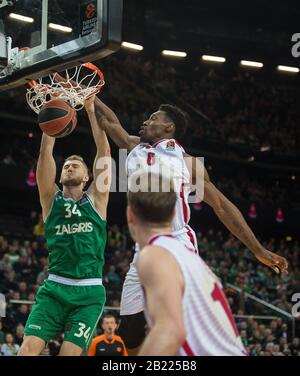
120;225;198;315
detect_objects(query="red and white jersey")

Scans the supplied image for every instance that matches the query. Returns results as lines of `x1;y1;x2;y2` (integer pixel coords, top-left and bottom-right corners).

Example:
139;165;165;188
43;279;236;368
143;234;246;356
126;139;192;232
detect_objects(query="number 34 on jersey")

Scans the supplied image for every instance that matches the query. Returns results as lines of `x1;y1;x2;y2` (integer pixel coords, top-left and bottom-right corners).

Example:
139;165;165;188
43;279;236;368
64;203;82;218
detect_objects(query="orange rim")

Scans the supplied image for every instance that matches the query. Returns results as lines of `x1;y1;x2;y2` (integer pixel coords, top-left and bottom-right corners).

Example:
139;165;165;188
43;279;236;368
82;62;105;84
28;80;37;88
27;62;105;91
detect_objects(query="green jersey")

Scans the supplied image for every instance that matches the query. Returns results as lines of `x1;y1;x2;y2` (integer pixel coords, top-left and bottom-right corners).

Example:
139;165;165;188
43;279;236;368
44;191;107;279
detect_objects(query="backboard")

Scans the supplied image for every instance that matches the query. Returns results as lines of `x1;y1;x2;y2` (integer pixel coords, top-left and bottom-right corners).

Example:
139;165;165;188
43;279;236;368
0;0;122;90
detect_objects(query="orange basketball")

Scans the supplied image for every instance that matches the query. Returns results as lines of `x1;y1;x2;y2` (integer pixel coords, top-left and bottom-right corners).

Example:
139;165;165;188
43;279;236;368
38;99;77;138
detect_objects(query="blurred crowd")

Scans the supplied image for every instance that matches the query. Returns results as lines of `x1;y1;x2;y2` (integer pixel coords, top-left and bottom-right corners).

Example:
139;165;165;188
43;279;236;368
0;212;299;356
1;53;299;212
99;54;300;155
1;52;300;156
0;51;299;356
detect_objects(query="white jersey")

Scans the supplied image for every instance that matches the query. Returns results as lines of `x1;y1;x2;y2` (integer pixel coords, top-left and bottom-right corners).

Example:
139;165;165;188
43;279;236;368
143;234;246;356
121;139;199;315
126;139;192;234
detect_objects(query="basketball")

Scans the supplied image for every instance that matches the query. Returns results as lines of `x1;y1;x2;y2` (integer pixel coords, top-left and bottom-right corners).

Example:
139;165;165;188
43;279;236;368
38;99;77;138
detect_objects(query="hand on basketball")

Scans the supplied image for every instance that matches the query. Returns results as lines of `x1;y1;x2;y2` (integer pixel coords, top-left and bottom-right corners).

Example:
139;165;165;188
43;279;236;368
255;248;289;275
84;95;96;113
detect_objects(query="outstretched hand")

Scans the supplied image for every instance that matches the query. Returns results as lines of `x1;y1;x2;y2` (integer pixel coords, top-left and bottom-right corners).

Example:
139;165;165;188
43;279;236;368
255;248;289;275
84;95;96;113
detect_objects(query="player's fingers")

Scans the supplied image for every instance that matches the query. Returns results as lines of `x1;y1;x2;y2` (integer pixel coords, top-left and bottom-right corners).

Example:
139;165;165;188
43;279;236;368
276;258;289;273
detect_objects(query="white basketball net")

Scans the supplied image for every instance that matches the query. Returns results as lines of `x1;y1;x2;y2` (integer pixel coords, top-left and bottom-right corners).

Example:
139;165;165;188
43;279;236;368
26;63;105;114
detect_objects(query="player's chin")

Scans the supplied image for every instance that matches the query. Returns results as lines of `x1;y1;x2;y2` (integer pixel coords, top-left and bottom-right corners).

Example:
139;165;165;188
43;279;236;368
61;177;82;187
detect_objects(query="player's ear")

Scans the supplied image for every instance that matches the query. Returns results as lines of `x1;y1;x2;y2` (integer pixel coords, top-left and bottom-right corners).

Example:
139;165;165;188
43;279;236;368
126;206;133;224
127;206;137;241
165;121;175;135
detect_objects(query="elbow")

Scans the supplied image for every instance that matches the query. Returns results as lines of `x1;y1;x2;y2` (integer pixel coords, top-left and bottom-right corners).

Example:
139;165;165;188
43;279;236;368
166;321;186;352
176;325;186;348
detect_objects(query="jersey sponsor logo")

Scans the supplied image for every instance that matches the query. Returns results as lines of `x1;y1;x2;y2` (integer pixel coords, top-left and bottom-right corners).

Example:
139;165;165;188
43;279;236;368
55;222;93;235
166;140;175;151
28;324;41;330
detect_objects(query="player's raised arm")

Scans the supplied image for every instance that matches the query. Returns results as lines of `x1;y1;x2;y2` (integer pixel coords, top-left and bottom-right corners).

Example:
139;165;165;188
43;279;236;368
185;154;289;274
94;96;140;151
137;246;186;356
85;96;111;220
37;134;59;222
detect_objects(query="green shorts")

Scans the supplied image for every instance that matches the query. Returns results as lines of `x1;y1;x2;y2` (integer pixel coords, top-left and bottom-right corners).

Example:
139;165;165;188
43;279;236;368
25;279;106;350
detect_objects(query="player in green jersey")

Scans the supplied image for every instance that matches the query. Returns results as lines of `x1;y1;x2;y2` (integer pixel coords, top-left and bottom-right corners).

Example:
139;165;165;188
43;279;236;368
19;96;111;356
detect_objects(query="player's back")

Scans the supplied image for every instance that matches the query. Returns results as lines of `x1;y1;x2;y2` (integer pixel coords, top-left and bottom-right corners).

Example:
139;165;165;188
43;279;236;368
147;235;246;356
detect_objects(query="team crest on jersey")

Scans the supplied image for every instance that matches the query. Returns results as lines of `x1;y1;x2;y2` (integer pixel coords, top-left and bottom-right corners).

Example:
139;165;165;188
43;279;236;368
166;140;175;151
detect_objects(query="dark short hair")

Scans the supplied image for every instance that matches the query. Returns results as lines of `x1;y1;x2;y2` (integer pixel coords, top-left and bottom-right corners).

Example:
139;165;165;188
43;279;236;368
159;104;188;139
127;172;177;224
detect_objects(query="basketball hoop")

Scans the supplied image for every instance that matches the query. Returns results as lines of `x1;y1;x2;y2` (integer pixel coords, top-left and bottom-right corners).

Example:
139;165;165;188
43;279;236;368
26;62;105;114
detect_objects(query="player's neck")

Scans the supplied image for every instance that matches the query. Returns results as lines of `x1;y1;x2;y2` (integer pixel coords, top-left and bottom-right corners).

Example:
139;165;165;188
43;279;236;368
136;225;173;249
62;186;84;202
149;136;168;145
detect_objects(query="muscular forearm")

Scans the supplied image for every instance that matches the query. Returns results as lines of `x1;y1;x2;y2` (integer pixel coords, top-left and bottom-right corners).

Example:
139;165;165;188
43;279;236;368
86;110;110;155
95;96;120;124
39;133;55;153
215;198;263;255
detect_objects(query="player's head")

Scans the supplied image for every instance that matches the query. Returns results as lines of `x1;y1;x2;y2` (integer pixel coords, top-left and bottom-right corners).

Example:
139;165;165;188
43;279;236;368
127;172;176;241
140;104;188;143
101;314;118;336
60;155;89;188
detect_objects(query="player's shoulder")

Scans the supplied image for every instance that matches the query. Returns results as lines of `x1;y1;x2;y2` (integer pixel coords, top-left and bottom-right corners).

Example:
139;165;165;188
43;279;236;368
137;244;163;264
137;243;175;271
149;234;180;249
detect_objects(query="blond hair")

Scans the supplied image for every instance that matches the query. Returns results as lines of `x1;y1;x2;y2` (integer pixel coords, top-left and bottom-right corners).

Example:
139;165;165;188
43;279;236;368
64;155;89;173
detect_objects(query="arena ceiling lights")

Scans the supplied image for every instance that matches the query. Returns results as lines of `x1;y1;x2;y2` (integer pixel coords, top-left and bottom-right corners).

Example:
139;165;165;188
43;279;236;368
277;65;299;73
202;55;226;63
121;42;144;51
48;23;72;33
240;60;263;68
8;13;34;23
162;50;187;58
